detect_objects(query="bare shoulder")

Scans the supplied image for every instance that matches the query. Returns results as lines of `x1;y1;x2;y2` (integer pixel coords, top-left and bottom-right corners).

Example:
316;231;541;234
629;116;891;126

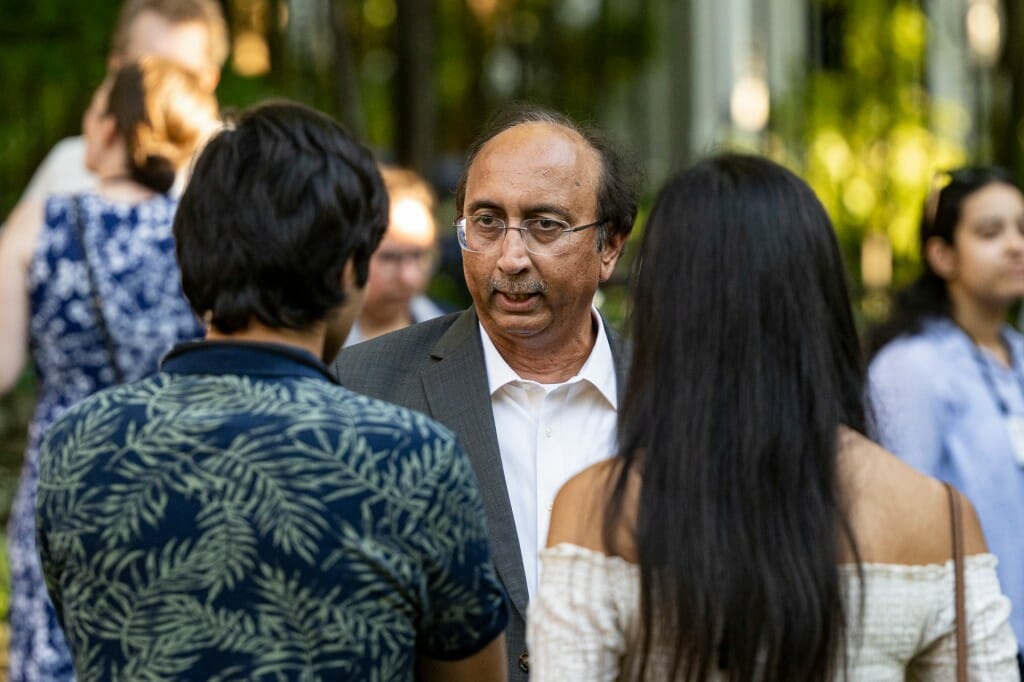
547;458;638;561
840;429;987;565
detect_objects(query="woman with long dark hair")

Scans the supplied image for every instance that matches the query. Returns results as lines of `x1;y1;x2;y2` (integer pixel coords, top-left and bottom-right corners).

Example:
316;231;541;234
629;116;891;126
526;154;1020;679
868;166;1024;665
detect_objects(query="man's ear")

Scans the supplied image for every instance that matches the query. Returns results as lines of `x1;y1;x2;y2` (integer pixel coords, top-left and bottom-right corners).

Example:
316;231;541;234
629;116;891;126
338;260;366;321
322;261;365;364
924;236;957;280
599;231;627;282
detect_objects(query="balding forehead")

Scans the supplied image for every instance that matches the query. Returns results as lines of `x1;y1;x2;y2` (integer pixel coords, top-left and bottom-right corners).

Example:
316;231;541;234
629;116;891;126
459;122;604;230
476;122;602;188
486;121;596;159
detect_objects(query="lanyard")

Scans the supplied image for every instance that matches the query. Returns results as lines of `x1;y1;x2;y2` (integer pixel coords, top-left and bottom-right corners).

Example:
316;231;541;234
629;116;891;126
964;333;1024;416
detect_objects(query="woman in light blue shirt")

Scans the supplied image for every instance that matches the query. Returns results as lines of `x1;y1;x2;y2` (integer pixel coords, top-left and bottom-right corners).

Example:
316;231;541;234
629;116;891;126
869;166;1024;666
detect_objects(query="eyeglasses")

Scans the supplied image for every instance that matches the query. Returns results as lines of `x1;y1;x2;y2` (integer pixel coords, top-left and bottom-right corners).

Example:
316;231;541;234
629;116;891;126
455;215;606;256
373;248;434;271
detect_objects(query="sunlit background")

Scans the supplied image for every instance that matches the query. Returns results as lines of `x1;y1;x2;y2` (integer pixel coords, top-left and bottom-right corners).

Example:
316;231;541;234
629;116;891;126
1;0;1023;659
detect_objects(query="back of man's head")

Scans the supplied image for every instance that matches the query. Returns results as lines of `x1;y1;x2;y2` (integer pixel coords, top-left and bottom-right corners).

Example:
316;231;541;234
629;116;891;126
110;0;229;89
174;100;389;334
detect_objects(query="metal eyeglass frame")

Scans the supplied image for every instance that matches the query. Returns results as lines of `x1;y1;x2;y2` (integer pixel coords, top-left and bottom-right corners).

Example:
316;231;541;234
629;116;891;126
454;215;606;255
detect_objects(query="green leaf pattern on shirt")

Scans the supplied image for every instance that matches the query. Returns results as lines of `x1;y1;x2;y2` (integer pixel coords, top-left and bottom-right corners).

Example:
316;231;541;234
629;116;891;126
37;372;506;681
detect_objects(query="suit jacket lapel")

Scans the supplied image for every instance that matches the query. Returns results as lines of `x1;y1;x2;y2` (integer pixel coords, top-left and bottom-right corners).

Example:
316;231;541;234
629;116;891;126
604;317;630;403
420;308;530;620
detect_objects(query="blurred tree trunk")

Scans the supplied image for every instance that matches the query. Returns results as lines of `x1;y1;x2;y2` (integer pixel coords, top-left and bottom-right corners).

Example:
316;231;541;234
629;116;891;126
265;0;287;89
329;0;364;137
394;0;435;173
996;0;1023;178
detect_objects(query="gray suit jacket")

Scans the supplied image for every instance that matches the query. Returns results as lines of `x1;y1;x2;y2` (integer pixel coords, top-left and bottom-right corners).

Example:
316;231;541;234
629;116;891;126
333;307;628;680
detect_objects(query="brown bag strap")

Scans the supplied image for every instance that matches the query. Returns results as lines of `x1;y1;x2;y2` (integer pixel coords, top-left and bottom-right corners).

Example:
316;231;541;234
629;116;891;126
944;481;967;682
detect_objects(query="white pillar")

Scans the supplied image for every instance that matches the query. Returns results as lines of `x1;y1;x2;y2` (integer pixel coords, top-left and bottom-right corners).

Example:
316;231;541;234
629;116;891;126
928;0;975;151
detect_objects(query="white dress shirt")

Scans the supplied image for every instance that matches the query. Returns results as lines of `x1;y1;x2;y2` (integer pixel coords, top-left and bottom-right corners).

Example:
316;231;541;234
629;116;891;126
480;310;619;598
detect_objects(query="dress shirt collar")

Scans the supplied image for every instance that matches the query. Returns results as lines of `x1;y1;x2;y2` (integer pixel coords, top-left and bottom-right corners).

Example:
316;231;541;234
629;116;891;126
162;340;336;383
345;295;447;347
478;308;618;409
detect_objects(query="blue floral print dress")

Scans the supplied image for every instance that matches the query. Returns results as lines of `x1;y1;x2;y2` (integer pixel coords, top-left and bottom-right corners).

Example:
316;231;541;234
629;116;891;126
7;192;203;681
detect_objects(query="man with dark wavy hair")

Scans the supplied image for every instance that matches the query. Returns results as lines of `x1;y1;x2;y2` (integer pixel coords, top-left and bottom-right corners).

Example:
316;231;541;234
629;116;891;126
35;101;508;681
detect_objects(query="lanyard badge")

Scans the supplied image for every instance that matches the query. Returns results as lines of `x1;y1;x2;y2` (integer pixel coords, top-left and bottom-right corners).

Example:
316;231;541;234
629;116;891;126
964;332;1024;468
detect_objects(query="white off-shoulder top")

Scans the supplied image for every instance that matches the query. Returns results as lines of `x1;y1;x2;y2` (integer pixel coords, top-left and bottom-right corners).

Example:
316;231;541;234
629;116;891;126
527;544;1021;681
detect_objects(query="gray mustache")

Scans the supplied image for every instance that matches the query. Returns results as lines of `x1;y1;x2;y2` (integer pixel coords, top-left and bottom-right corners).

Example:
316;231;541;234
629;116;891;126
489;278;547;295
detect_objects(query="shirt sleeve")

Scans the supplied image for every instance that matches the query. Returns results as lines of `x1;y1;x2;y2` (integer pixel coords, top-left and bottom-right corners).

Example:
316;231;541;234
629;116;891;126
527;544;637;682
414;433;509;660
907;557;1020;680
868;344;947;476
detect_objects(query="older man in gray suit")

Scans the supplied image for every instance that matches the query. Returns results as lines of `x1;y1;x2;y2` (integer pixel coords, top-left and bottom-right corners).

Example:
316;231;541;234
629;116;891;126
334;104;639;680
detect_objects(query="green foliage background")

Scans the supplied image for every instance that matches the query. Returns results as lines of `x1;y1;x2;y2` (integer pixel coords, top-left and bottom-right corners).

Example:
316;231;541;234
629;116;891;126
789;1;966;293
1;0;1022;635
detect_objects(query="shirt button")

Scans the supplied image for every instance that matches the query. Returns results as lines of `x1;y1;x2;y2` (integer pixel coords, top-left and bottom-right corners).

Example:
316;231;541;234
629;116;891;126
519;650;530;672
544;427;552;438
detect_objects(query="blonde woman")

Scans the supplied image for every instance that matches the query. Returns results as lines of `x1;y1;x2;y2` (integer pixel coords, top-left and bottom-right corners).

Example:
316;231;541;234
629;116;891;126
0;56;217;680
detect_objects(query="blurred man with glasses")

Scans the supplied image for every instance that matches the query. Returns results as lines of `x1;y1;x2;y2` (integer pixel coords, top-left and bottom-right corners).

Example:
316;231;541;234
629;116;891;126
343;165;449;348
334;104;640;680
